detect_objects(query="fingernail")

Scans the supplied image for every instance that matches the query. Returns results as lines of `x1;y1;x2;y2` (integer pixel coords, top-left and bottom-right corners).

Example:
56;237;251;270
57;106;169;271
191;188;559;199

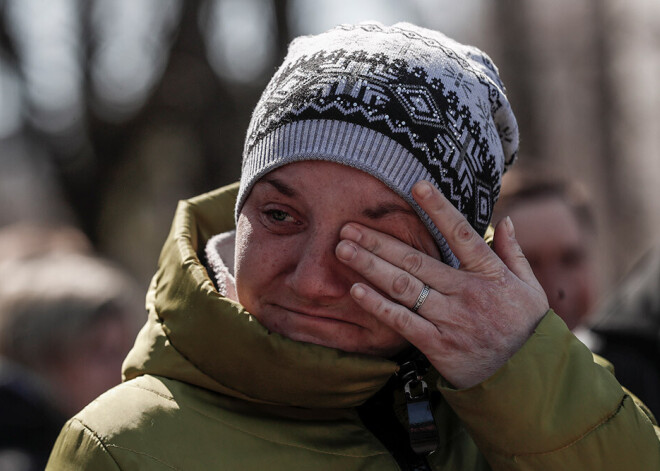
351;284;366;299
340;224;362;242
505;216;515;238
336;241;357;261
413;181;432;199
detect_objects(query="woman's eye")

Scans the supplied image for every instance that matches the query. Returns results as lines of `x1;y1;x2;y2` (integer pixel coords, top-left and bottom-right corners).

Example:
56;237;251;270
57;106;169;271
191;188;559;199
266;209;294;223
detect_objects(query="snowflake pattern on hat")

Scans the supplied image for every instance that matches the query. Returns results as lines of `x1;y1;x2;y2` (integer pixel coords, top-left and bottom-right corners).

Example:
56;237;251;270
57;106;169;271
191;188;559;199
239;22;518;267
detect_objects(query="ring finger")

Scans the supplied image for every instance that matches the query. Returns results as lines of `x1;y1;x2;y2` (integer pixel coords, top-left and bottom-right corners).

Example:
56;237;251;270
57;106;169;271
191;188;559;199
335;238;444;315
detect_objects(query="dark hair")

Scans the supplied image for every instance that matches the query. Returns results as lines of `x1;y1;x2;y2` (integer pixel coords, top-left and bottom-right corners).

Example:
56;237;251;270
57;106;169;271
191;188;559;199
493;165;596;234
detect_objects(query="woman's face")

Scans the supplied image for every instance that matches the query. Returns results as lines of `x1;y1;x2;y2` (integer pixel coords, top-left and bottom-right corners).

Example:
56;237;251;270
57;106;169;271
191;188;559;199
234;161;440;357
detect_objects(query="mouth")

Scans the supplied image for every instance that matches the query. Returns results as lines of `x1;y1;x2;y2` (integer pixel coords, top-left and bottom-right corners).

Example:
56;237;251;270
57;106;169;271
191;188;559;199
270;303;361;327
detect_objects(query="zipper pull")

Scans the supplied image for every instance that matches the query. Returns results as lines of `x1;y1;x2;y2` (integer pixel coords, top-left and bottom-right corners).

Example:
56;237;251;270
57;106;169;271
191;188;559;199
399;361;438;455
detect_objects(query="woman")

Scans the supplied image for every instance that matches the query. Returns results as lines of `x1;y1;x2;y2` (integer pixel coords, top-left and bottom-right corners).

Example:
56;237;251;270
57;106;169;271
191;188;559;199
47;22;659;470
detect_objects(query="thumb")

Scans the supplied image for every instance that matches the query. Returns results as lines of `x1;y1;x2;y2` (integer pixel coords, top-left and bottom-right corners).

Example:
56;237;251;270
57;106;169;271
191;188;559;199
493;217;543;292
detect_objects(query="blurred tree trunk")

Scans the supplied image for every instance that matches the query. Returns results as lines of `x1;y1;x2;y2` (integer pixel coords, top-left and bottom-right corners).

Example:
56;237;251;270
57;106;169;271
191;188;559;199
490;0;542;162
591;0;645;278
94;0;294;285
591;0;620;271
273;0;290;61
93;0;241;284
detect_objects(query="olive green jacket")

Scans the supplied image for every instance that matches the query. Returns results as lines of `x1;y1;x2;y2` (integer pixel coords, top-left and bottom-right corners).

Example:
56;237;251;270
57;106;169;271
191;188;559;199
47;183;660;470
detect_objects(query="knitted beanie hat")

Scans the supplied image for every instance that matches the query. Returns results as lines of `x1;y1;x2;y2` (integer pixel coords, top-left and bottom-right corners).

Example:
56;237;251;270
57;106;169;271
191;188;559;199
236;22;518;267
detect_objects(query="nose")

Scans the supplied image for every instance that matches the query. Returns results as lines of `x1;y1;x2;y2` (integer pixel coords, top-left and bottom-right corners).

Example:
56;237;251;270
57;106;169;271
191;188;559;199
286;230;352;302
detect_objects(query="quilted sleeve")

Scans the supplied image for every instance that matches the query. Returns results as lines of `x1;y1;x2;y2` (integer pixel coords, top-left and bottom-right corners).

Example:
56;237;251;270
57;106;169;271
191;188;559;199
440;310;660;470
46;418;121;471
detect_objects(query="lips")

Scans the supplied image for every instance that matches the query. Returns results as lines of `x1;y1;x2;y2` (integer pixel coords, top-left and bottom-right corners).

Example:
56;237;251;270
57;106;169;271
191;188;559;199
269;303;361;327
256;300;408;357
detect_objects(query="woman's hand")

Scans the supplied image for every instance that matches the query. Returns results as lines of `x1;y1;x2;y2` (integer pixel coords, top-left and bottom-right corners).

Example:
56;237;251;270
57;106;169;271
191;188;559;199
335;181;549;389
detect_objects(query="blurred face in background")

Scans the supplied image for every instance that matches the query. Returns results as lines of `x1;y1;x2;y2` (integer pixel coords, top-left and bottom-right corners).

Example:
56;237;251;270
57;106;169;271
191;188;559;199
505;195;595;330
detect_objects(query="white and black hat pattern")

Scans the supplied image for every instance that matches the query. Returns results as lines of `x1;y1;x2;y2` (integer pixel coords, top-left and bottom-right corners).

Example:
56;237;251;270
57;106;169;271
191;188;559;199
237;22;519;267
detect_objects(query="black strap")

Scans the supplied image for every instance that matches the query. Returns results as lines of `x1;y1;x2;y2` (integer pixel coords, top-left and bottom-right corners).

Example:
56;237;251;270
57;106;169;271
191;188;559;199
357;382;433;471
398;360;439;456
358;356;438;471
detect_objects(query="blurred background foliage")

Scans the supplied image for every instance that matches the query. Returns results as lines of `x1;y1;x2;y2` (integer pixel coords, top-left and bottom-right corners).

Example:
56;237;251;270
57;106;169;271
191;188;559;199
1;0;659;297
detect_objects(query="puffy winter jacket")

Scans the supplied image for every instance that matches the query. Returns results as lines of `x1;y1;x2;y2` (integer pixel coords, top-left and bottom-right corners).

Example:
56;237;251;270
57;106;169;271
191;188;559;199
46;183;660;470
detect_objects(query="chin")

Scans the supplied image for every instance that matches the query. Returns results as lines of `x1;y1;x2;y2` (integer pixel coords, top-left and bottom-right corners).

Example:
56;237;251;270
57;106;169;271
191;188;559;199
285;328;408;357
251;303;408;357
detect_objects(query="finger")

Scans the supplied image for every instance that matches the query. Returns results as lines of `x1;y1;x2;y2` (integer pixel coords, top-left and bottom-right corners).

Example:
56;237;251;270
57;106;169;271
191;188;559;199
350;282;437;348
493;217;545;293
339;223;457;286
335;238;446;311
412;181;497;271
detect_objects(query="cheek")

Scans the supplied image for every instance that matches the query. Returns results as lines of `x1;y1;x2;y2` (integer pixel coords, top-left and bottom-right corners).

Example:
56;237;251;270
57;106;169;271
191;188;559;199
234;215;254;274
234;215;293;307
234;216;261;307
234;214;262;296
397;224;441;260
574;266;595;308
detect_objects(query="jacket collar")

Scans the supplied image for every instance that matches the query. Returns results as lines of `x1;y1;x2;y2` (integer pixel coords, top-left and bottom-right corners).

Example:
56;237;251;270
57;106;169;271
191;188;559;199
122;183;398;409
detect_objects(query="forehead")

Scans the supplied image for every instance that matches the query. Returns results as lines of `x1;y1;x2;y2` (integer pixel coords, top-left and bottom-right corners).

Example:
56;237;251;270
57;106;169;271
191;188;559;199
254;161;409;206
508;197;585;248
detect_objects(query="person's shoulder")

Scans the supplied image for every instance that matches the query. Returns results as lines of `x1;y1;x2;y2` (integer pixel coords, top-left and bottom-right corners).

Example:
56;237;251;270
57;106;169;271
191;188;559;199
47;375;187;470
74;375;179;434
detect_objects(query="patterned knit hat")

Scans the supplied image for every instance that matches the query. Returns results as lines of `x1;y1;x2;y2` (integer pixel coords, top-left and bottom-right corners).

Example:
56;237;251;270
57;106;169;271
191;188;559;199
236;22;518;267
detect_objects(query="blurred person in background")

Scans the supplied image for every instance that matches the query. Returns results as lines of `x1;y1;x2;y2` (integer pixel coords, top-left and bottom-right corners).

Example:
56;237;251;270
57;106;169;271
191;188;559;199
0;223;94;261
0;224;141;471
587;244;660;416
492;166;597;331
492;166;660;418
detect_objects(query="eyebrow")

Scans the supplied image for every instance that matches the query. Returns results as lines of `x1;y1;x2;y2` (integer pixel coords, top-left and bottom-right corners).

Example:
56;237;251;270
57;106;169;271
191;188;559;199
261;176;415;219
262;177;298;197
362;202;417;219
